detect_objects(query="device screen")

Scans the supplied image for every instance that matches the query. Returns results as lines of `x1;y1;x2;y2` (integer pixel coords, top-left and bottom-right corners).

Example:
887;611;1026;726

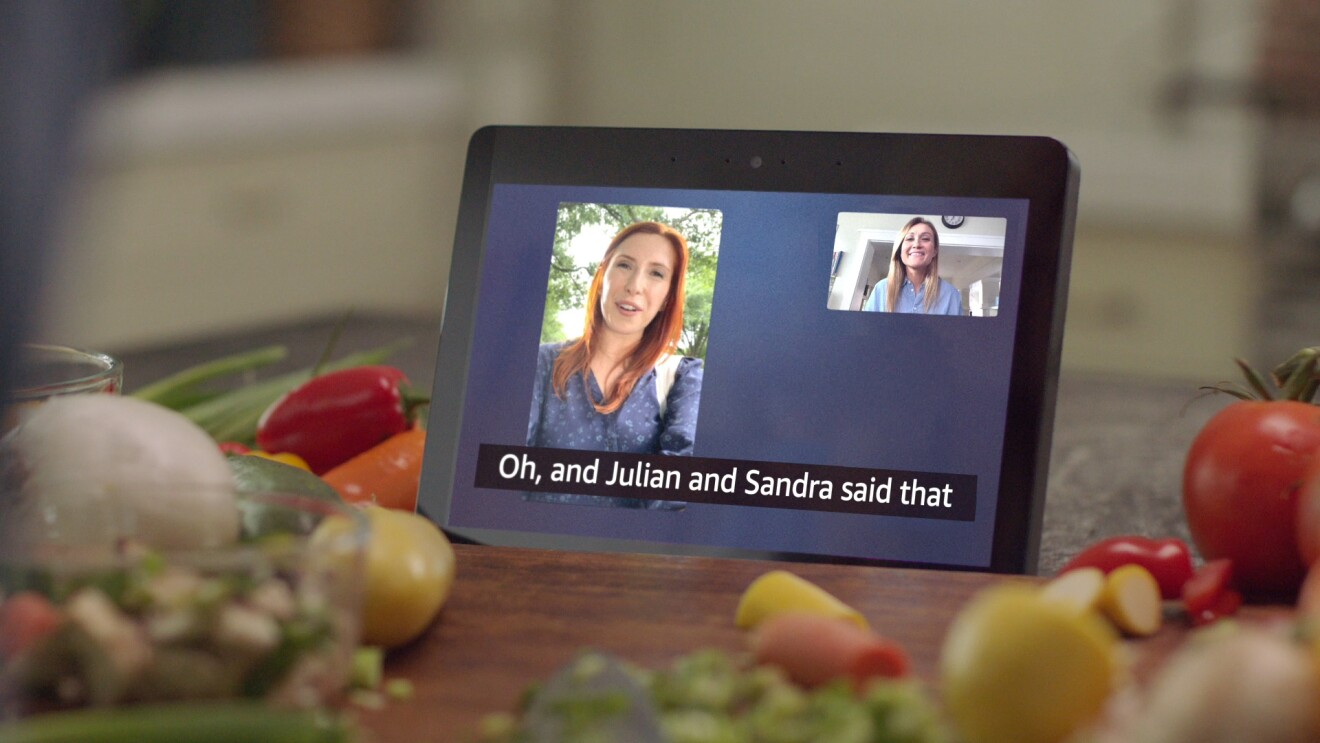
433;181;1030;570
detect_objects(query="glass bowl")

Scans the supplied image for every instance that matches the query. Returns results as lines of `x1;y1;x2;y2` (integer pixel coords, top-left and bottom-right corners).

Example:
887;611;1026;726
10;344;122;402
0;488;368;717
3;344;124;436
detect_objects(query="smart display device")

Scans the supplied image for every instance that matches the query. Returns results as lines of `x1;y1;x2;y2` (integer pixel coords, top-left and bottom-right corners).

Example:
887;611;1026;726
419;126;1079;574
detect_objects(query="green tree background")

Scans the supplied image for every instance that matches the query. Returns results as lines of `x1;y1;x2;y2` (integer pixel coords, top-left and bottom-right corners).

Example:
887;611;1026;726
540;203;722;359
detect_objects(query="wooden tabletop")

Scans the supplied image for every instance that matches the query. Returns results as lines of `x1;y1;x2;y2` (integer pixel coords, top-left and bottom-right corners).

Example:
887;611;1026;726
355;543;1288;743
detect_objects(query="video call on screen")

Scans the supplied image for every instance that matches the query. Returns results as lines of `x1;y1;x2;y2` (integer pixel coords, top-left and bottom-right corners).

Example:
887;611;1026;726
446;183;1029;569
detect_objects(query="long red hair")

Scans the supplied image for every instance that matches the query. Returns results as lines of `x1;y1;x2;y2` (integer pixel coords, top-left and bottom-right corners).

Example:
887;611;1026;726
552;221;689;414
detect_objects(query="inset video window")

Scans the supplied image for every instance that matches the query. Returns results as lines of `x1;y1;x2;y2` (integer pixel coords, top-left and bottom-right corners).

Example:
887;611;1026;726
523;202;723;509
827;213;1007;317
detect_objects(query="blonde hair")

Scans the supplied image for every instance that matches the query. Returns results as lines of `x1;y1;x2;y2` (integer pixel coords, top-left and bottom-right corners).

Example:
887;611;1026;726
885;217;943;313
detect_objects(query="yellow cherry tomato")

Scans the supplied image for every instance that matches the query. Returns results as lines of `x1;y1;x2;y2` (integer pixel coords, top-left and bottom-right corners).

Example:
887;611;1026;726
1099;564;1163;637
734;570;868;631
1040;566;1105;615
941;584;1119;743
316;505;456;648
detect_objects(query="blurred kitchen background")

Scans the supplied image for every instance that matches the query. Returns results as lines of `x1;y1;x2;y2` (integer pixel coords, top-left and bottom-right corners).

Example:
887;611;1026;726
25;0;1320;382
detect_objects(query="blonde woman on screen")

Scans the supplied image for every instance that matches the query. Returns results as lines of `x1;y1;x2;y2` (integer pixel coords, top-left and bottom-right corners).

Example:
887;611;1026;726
862;217;963;315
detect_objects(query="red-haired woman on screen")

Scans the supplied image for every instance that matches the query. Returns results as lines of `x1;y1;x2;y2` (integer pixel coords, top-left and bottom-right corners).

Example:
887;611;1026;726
527;221;703;509
862;217;964;315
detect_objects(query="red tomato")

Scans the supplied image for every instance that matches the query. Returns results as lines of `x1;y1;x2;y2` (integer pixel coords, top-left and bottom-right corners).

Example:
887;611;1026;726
1296;456;1320;565
1183;400;1320;597
1297;557;1320;616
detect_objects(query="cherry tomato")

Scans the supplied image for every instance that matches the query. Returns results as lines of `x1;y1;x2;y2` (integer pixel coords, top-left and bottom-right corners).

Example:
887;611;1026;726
1057;535;1194;600
316;505;456;649
1181;558;1241;626
0;592;63;660
941;585;1118;743
1183;400;1320;597
218;441;252;455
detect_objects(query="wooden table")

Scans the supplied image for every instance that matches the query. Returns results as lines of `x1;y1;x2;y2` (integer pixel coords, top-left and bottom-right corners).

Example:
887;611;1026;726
355;543;1287;743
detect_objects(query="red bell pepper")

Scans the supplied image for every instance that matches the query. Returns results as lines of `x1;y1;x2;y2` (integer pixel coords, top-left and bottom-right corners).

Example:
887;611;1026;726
1057;535;1196;600
255;365;427;475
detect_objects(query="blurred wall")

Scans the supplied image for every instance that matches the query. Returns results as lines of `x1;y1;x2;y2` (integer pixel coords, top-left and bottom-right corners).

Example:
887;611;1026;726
542;0;1262;381
44;0;1266;381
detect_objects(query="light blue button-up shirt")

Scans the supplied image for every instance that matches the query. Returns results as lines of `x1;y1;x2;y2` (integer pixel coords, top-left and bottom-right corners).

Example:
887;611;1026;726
862;276;964;315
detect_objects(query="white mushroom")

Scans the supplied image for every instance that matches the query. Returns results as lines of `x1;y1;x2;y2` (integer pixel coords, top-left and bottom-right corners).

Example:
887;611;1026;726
2;395;239;550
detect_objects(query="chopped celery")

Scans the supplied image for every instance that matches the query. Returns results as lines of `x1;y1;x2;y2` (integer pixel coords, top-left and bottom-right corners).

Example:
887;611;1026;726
350;646;384;691
384;678;414;701
477;650;954;743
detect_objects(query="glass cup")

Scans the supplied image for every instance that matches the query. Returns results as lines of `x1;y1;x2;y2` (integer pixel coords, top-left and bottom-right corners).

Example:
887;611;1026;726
11;343;123;402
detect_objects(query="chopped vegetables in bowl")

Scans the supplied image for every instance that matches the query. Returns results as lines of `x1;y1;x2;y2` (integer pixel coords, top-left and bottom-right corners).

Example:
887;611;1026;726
0;489;368;718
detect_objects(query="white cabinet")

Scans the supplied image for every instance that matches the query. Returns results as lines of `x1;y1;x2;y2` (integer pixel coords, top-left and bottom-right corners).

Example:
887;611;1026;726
42;58;467;351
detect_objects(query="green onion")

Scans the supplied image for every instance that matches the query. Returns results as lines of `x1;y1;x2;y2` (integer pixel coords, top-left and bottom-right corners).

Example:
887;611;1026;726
0;702;356;743
131;346;289;410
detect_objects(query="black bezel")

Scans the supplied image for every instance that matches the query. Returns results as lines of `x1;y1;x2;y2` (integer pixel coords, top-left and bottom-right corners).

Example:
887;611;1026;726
420;126;1079;575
